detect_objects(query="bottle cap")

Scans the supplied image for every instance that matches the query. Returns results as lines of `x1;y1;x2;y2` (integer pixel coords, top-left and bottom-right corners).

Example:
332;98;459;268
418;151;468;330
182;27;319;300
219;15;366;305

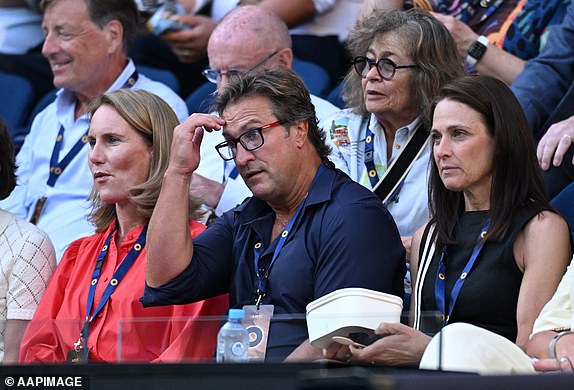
228;308;245;320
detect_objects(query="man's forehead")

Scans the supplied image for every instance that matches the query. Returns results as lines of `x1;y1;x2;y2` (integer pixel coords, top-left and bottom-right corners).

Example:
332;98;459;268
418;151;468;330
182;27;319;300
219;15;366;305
209;46;268;71
42;0;89;26
221;96;276;133
222;96;273;120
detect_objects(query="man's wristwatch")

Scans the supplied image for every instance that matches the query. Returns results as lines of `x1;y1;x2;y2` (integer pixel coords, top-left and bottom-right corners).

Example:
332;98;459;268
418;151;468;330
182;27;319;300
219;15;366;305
466;35;490;67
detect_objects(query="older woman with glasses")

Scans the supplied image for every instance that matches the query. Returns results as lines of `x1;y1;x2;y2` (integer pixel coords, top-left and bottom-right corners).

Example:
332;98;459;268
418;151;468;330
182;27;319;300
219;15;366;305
326;8;463;263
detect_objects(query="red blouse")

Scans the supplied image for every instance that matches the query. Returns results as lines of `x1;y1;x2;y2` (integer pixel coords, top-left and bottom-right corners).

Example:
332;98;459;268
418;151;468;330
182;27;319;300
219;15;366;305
19;221;228;363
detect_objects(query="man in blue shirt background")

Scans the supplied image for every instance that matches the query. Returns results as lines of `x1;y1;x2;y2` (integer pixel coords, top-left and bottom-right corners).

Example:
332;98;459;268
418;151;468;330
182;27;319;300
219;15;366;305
511;2;574;199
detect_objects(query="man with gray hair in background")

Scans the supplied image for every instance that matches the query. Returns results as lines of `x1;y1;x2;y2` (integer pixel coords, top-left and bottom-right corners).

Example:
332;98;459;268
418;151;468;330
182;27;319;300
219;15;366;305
0;0;188;261
191;5;338;218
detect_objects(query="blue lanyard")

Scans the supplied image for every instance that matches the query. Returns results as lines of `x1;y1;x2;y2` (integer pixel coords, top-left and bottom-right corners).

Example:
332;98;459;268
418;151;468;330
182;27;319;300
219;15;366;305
365;126;408;205
363;128;379;188
85;224;147;323
224;161;239;182
47;71;139;187
47;125;88;187
383;179;405;207
434;219;490;326
253;164;326;308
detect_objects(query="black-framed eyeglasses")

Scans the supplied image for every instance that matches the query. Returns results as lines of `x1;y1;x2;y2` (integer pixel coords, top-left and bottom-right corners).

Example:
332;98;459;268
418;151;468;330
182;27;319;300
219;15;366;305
202;50;280;84
214;120;286;161
352;56;417;80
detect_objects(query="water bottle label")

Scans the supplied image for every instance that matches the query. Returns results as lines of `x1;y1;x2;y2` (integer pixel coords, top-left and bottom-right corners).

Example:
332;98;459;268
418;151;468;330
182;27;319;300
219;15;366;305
231;341;246;357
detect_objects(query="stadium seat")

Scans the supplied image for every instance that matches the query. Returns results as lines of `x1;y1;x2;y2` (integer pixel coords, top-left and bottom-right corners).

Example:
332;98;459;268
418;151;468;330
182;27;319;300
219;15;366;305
11;88;58;153
186;82;216;114
326;81;345;109
0;71;35;139
138;65;181;96
292;58;331;98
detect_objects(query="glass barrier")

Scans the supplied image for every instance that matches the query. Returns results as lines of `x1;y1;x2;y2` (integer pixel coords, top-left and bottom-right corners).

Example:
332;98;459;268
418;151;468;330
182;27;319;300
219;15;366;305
117;315;223;363
115;310;443;364
15;319;86;364
12;311;446;365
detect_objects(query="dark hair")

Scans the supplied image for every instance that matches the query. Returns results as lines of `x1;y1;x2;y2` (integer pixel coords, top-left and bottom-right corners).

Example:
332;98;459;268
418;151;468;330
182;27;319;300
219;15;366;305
428;74;550;243
41;0;138;51
344;8;463;119
214;67;331;160
0;119;17;199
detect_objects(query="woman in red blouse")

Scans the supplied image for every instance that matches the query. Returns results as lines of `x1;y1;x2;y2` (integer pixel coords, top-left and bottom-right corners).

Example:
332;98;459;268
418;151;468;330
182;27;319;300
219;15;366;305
19;89;228;363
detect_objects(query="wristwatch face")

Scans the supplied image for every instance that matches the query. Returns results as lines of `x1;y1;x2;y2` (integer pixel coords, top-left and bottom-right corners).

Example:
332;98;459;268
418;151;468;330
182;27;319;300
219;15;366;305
468;40;487;61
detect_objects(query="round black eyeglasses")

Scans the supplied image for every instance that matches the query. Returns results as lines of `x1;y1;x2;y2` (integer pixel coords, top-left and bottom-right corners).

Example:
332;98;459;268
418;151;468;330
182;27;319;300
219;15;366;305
352;56;417;80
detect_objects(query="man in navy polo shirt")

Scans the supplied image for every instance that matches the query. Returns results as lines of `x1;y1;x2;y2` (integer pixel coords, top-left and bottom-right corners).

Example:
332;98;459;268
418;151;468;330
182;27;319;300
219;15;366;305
143;68;406;361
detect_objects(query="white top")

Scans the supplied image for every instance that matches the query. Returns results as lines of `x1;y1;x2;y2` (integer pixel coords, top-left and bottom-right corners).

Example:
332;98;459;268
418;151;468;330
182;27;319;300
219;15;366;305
194;0;362;42
195;94;339;215
325;110;431;236
0;209;56;362
0;7;43;54
531;255;574;334
0;60;189;261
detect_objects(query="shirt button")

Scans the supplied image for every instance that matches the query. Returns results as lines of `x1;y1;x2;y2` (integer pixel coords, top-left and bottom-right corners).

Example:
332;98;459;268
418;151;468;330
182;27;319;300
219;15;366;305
396;144;401;149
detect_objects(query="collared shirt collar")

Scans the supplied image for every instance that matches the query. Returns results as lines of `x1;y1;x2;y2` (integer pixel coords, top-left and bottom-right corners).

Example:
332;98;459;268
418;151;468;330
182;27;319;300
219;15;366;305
55;59;138;124
368;113;422;137
233;161;336;226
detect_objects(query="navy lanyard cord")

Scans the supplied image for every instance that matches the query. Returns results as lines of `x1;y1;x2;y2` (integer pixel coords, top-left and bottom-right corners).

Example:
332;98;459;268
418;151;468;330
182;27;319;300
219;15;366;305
364;128;379;188
253;164;326;307
434;219;490;326
383;179;405;207
47;128;88;187
85;225;148;323
365;127;411;205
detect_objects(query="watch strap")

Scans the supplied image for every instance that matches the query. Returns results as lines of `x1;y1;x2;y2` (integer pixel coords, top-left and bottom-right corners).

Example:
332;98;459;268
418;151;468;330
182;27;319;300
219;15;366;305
465;35;490;67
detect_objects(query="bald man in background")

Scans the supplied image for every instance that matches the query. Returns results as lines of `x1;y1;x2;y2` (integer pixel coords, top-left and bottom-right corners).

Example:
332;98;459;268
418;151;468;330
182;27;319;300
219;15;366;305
190;5;338;218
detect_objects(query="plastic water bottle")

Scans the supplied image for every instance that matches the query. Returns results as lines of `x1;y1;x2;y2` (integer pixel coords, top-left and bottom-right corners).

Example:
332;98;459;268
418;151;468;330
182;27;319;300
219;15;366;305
216;309;249;363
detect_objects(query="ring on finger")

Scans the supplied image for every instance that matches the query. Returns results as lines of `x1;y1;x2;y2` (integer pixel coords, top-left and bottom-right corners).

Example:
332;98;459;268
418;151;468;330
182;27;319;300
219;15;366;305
562;134;572;143
559;356;574;372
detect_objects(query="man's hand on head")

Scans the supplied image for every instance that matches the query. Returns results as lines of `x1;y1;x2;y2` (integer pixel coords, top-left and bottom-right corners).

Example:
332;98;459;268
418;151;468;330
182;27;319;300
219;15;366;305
168;113;226;177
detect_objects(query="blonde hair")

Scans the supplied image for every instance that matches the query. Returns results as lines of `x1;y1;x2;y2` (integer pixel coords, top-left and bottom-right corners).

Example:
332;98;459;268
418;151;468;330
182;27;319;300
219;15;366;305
87;89;202;231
